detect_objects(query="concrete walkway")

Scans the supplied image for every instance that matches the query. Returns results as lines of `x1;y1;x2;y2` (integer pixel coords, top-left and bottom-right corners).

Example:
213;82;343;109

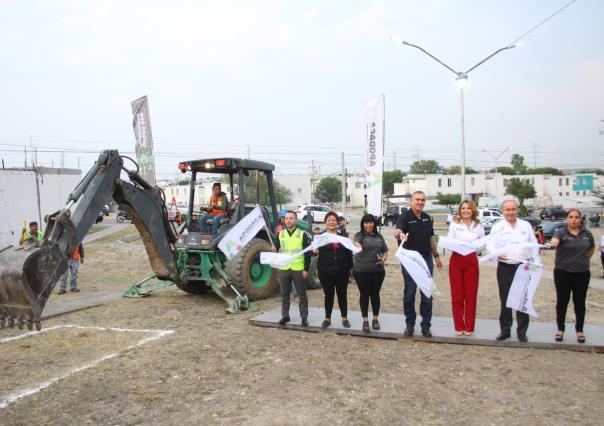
42;292;124;319
250;308;604;353
83;222;131;243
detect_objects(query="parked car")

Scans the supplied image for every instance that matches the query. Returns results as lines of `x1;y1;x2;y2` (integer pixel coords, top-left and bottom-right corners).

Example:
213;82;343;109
483;217;503;235
540;221;565;241
519;217;541;229
540;207;567;220
167;205;189;222
447;208;503;225
295;205;345;223
383;205;409;226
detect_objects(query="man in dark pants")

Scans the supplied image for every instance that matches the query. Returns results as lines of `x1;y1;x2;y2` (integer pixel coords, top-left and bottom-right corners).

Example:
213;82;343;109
486;200;539;343
274;210;311;326
394;191;442;337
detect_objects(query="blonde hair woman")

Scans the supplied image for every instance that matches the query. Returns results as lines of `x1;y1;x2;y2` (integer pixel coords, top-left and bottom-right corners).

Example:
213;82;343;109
447;200;484;335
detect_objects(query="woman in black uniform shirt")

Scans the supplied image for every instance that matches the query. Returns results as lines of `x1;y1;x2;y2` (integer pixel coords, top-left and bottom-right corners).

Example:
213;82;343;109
314;211;354;329
352;214;389;333
550;208;595;343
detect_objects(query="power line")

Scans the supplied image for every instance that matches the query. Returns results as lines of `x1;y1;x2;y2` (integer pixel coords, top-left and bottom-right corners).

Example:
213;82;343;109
508;0;578;46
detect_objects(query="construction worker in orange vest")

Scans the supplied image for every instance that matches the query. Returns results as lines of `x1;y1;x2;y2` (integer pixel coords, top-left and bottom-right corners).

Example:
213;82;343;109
200;182;228;235
58;243;84;294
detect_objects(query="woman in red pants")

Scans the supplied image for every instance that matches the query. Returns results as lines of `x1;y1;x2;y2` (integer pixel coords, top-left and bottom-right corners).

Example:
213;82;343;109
447;200;485;335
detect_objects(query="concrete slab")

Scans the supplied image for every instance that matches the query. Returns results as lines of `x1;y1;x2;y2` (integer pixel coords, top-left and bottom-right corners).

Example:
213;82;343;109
250;308;604;353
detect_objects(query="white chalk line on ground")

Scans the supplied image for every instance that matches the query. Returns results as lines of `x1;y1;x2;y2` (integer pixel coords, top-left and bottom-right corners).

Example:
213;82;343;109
0;324;174;409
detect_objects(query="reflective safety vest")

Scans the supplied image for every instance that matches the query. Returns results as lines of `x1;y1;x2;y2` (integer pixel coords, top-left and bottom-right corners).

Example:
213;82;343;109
25;231;43;241
209;193;225;215
278;228;305;271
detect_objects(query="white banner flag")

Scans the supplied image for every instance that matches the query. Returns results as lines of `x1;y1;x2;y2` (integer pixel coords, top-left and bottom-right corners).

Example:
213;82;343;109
506;263;543;317
218;206;266;260
131;95;157;185
260;232;360;268
437;236;476;256
363;94;385;218
395;245;439;298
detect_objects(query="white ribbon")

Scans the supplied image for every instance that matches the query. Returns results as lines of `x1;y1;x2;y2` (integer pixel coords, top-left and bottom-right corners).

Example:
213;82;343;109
437;236;476;256
395;245;439;298
260;232;359;268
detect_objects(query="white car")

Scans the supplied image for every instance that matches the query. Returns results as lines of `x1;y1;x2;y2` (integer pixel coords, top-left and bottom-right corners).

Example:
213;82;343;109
446;208;503;225
295;205;344;223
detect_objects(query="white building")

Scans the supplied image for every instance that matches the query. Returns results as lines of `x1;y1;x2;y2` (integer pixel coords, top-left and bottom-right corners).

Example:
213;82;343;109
393;172;603;208
0;167;82;247
276;173;367;208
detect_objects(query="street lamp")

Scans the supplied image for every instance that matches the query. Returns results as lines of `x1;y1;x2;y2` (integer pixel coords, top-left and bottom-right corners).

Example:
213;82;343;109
482;147;510;203
392;38;521;200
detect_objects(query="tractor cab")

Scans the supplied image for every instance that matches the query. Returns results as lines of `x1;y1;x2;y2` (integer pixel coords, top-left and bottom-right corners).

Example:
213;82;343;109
176;158;281;248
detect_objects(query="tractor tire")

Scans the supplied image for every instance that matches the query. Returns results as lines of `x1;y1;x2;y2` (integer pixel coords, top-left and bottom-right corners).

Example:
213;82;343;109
306;255;322;290
175;281;210;295
225;238;278;301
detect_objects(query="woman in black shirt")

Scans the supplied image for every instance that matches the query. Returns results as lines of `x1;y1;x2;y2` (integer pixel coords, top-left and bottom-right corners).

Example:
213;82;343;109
352;214;389;333
314;211;354;329
550;208;595;343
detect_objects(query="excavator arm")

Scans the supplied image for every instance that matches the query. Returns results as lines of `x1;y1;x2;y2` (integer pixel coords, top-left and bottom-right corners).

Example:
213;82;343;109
0;150;180;330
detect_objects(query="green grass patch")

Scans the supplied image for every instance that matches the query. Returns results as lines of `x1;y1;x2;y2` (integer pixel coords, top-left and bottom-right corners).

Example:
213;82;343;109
88;225;138;244
87;225;106;235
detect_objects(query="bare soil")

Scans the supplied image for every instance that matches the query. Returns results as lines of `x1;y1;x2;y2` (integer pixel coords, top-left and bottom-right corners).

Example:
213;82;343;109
1;227;603;425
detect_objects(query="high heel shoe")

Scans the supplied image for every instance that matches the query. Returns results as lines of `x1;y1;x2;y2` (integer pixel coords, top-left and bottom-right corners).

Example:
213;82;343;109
554;331;564;342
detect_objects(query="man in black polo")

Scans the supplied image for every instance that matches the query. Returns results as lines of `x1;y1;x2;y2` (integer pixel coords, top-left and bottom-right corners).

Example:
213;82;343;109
395;191;442;337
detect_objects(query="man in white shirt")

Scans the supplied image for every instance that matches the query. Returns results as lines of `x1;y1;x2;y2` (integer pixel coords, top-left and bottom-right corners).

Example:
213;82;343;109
486;200;539;343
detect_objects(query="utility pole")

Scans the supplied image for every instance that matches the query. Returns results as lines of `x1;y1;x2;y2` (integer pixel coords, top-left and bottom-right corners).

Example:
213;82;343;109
60;151;65;168
247;145;250;159
482;147;510;204
24;146;27;168
392;150;397;170
341;152;346;217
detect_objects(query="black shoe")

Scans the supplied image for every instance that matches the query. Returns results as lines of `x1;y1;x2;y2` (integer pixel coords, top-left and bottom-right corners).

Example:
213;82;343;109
278;316;290;325
372;319;380;330
58;288;66;294
70;287;80;292
301;319;309;327
421;328;432;338
362;321;370;333
342;319;351;328
321;319;331;329
404;326;414;337
496;332;511;341
517;334;528;343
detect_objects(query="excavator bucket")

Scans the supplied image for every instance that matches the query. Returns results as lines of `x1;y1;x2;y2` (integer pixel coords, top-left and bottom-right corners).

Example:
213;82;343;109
0;244;67;330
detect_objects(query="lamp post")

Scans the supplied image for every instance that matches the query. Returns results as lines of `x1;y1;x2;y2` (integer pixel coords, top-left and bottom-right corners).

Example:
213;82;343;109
482;147;510;204
392;38;521;200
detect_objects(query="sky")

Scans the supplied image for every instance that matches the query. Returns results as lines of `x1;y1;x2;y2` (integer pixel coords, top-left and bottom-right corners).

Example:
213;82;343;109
0;0;602;180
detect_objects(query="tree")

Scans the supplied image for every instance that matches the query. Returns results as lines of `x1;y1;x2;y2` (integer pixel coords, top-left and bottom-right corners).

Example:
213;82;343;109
435;192;461;211
445;165;478;175
593;185;604;207
409;160;442;174
527;167;563;175
383;169;406;195
314;176;342;203
505;178;536;215
490;166;516;175
510;153;527;175
577;168;604;176
244;173;292;206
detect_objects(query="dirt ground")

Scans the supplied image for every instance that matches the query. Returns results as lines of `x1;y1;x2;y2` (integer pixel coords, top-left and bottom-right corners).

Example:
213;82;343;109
1;227;604;425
